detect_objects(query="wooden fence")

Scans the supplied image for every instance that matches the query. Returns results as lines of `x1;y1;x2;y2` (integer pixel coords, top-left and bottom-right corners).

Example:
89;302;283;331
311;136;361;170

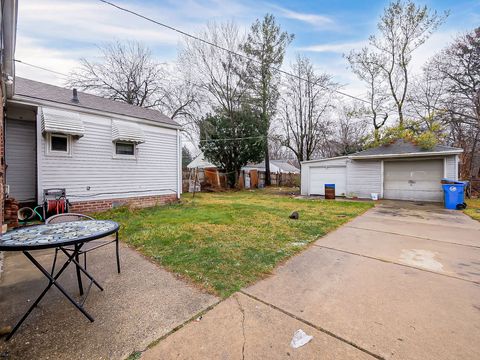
183;168;300;192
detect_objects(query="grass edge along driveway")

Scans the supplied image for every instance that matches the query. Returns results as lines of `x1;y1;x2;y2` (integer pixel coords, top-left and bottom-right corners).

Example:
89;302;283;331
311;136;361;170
96;190;373;298
465;198;480;222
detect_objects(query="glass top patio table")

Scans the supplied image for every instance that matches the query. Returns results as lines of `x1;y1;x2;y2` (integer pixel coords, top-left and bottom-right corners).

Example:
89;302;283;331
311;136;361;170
0;220;120;340
0;220;119;251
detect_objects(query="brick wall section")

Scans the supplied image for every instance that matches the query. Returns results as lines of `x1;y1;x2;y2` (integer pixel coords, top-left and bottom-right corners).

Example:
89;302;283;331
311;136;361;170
69;194;178;214
0;85;4;226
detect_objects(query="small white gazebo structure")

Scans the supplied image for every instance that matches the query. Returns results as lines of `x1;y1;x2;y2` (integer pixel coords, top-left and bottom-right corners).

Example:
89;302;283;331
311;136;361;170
186;153;220;192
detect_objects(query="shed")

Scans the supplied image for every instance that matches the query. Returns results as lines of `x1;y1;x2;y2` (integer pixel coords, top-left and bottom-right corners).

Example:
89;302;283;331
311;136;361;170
242;160;300;174
186;153;221;191
301;140;463;202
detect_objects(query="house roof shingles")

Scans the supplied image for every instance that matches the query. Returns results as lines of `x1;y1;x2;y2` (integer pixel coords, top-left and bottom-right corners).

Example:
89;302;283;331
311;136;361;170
350;139;463;158
14;77;179;127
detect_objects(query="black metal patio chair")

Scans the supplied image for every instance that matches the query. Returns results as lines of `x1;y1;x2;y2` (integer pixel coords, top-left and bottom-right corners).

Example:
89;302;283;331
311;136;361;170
46;213;120;274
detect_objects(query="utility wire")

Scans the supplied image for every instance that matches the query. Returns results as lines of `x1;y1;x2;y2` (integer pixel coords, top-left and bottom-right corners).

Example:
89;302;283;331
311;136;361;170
98;0;374;106
14;59;70;78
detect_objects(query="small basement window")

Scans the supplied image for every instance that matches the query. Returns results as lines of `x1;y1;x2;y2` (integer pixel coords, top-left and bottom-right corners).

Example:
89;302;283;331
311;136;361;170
115;141;135;156
47;133;71;156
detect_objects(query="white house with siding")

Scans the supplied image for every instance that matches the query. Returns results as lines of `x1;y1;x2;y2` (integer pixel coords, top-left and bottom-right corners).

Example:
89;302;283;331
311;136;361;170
301;140;463;202
5;77;182;212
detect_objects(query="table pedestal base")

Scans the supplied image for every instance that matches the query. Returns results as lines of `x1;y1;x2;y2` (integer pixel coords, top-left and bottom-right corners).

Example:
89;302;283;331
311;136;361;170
6;245;103;341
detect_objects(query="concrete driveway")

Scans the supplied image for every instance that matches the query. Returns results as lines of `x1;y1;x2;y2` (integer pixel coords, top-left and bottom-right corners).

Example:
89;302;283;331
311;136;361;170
143;201;480;360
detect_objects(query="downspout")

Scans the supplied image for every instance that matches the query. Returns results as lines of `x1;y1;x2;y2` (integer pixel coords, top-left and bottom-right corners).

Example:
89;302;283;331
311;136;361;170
36;107;43;204
176;129;181;199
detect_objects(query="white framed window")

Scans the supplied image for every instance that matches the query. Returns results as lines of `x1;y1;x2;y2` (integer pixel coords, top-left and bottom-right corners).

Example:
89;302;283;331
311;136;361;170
47;133;71;156
113;141;137;158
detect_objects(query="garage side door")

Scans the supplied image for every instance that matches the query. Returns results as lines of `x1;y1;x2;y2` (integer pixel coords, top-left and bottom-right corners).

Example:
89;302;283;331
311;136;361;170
384;160;443;202
309;166;346;196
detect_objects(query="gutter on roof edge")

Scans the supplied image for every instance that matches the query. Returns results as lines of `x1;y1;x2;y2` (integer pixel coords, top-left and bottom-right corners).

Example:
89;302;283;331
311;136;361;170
301;150;463;164
300;156;349;164
348;150;463;159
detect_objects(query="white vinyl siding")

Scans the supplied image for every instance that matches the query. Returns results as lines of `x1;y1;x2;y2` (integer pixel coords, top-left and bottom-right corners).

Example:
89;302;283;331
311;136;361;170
383;159;444;202
346;160;381;198
39;112;178;203
5;119;37;202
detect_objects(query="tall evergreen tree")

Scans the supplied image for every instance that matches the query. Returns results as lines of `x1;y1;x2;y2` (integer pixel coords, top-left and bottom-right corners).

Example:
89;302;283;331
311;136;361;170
242;14;294;185
200;108;266;187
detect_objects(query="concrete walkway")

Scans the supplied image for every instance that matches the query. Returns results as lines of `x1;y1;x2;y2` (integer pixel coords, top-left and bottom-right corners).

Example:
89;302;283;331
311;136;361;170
0;242;218;359
143;201;480;360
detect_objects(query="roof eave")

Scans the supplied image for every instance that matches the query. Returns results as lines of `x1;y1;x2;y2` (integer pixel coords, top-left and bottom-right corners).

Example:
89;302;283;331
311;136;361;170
349;150;463;160
9;95;181;129
300;156;349;165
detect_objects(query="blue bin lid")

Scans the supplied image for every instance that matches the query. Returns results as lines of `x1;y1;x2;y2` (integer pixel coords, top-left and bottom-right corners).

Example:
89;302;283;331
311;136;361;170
325;184;335;187
442;184;464;190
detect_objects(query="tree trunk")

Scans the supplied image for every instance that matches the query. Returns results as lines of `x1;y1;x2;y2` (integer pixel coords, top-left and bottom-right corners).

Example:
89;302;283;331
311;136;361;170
264;141;271;186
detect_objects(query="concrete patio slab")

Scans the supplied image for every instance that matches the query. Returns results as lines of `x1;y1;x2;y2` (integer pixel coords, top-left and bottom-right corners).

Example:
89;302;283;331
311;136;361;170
316;226;480;282
0;242;218;360
142;292;375;360
244;245;480;360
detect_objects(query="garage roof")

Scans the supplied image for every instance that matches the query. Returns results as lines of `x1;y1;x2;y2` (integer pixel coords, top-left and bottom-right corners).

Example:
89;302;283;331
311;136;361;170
349;139;463;159
301;140;463;164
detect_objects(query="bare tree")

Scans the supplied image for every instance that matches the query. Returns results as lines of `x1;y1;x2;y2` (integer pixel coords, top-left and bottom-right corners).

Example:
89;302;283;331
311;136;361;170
368;1;447;126
346;47;389;141
279;55;335;164
179;21;249;115
430;27;480;178
407;66;446;129
68;41;163;107
332;104;369;155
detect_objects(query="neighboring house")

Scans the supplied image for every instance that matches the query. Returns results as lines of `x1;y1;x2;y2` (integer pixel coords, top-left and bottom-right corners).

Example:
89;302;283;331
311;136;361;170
0;0;18;224
5;77;182;213
242;160;300;174
301;139;463;202
242;159;300;188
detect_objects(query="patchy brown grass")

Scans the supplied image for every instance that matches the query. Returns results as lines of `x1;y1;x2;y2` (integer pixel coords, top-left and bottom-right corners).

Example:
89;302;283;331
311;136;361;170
97;189;373;297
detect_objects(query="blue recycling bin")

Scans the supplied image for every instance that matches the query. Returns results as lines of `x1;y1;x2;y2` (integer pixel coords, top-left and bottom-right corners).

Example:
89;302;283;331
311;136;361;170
442;183;465;210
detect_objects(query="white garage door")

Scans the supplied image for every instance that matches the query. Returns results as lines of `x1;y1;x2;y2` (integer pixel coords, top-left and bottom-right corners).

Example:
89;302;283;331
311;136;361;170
384;159;444;202
309;166;347;196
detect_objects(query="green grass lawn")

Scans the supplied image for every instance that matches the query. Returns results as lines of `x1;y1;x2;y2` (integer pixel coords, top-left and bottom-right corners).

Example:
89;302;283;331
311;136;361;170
465;198;480;222
96;189;373;297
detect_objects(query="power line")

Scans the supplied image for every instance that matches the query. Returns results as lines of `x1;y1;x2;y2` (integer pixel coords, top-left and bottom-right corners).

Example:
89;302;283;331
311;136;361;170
183;135;267;143
98;0;374;106
14;59;70;78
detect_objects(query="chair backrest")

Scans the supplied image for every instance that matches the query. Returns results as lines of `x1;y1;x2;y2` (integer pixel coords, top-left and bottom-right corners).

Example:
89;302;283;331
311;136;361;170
45;213;94;224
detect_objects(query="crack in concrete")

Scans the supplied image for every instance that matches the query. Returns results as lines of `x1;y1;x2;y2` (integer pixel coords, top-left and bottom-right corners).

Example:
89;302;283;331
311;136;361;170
240;290;386;360
130;299;223;360
313;244;480;285
234;294;246;360
345;225;480;249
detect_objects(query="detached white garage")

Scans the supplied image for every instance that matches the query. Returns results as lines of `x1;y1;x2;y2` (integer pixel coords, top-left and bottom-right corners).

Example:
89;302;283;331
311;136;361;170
301;140;463;202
